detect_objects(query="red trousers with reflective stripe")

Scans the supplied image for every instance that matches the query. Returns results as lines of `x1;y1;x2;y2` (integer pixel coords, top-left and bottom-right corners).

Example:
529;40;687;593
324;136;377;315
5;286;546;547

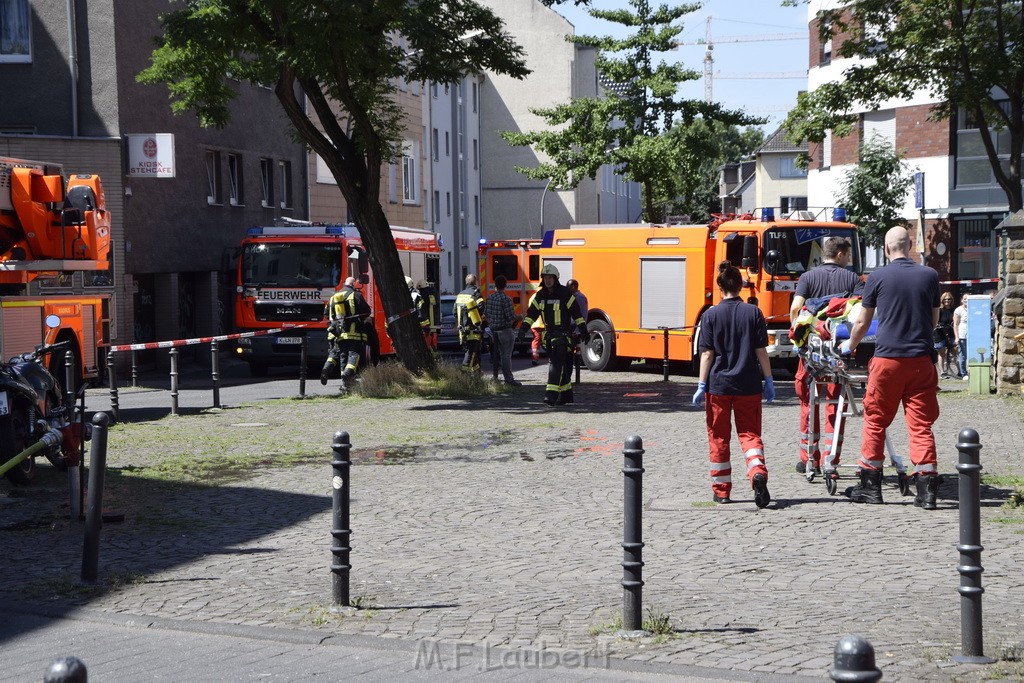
859;355;939;475
794;358;842;465
705;393;768;498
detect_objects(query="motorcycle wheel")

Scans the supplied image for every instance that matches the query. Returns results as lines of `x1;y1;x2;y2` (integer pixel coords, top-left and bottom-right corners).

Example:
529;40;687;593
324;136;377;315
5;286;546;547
0;403;35;485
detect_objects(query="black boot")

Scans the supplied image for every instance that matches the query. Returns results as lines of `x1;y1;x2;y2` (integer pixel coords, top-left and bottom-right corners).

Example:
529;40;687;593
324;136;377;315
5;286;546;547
319;361;334;385
914;474;940;510
845;468;883;504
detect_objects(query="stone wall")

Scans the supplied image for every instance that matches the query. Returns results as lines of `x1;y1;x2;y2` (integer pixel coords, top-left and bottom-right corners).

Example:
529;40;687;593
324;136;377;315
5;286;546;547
997;233;1024;391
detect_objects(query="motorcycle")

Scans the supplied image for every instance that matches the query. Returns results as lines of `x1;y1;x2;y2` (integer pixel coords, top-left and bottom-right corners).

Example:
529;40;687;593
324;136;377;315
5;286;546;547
0;316;88;485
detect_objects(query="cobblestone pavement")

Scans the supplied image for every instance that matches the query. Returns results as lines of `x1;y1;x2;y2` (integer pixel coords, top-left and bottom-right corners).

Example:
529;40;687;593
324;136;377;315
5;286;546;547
2;362;1023;682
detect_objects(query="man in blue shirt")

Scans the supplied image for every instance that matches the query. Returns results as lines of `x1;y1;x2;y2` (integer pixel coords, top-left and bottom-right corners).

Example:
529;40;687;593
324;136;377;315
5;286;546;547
841;226;941;509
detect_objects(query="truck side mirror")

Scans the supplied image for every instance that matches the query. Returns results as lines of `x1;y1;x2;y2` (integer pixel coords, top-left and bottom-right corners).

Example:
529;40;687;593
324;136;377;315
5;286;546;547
765;249;782;275
741;235;759;272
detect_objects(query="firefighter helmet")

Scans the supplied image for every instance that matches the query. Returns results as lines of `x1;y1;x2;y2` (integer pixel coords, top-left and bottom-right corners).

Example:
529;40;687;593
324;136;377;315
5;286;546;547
541;263;560;278
416;279;429;289
405;276;415;288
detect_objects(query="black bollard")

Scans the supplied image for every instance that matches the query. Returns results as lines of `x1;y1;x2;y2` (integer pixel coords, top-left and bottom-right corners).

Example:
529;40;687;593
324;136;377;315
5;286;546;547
81;413;110;583
106;350;119;423
44;656;87;683
953;428;996;664
64;350;75;413
169;347;179;416
330;431;352;607
661;327;670;381
131;349;138;388
210;340;221;409
829;634;882;682
621;435;645;633
299;336;308;398
64;350;81;519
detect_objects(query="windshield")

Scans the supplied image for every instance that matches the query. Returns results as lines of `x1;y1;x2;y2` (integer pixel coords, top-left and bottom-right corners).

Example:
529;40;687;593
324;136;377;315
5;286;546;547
241;243;343;287
764;227;863;277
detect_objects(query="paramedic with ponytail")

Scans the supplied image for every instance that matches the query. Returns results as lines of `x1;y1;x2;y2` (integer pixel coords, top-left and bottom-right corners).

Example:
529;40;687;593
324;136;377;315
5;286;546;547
692;261;774;508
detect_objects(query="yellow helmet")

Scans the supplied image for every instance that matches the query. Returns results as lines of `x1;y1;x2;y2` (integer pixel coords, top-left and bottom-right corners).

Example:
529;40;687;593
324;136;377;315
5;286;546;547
541;263;559;278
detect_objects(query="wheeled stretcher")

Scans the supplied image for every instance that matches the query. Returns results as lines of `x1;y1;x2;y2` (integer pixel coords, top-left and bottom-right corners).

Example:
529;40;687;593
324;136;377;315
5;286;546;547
796;313;911;497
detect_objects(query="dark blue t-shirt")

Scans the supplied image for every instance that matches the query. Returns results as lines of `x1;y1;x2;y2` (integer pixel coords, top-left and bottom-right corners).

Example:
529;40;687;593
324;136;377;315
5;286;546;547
698;297;769;396
860;258;939;358
795;262;864;300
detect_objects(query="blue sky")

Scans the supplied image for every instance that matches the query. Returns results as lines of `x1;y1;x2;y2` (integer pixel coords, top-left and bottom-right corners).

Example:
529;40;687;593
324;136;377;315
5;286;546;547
552;0;810;132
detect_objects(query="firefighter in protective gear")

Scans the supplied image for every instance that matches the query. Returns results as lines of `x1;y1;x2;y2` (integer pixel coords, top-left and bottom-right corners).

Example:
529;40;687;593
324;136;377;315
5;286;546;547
455;274;486;372
520;263;588;406
415;279;437;348
320;276;371;391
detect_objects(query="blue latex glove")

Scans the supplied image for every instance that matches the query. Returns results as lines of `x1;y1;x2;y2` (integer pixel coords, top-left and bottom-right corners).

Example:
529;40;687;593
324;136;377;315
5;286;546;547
838;340;853;356
763;377;775;404
692;381;707;406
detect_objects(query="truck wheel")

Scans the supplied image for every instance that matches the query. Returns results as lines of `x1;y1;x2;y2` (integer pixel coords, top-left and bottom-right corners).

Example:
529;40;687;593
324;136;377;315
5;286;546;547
248;362;269;377
0;403;35;485
583;320;628;372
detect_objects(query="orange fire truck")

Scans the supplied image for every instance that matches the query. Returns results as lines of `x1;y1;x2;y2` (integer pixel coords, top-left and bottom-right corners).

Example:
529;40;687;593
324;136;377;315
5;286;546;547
0;157;111;385
540;210;864;372
477;238;543;317
233;223;440;375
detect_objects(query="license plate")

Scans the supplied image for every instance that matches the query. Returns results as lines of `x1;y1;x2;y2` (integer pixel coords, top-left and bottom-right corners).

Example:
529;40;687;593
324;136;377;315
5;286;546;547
276;336;302;345
0;390;8;416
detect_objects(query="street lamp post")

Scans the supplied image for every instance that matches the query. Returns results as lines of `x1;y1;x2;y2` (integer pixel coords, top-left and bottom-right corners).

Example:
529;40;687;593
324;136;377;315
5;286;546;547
539;177;553;237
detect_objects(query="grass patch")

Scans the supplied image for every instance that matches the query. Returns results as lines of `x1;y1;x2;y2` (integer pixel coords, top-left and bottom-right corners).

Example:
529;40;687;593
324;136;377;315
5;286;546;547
643;609;674;636
587;614;623;636
353;359;514;400
691;501;716;508
981;474;1024;488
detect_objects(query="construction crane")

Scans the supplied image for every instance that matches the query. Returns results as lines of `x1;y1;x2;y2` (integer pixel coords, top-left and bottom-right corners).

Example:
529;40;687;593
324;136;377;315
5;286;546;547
675;17;805;102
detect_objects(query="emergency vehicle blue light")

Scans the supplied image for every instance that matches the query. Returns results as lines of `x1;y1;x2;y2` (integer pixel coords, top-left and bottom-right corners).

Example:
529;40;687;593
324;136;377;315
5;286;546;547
832;208;847;222
760;208;775;222
325;226;346;235
540;230;554;249
479;238;488;245
247;227;264;235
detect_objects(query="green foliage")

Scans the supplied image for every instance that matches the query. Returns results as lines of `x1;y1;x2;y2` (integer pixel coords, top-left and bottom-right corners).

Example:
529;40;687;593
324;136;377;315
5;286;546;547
833;140;914;248
502;0;759;222
783;0;1024;211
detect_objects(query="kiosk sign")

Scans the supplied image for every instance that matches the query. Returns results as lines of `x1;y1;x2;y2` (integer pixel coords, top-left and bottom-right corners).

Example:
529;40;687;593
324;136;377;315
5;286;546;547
128;134;175;178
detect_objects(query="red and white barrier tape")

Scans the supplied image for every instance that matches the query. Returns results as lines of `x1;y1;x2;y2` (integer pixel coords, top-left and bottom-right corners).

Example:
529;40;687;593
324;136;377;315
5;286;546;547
109;324;311;353
939;278;1001;285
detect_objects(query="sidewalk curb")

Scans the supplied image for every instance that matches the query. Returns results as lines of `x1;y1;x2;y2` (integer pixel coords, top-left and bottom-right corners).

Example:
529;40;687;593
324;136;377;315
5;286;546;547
0;600;820;681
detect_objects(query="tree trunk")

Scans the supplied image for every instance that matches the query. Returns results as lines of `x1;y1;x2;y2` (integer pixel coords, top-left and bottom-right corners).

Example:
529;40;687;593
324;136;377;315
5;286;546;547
351;201;435;375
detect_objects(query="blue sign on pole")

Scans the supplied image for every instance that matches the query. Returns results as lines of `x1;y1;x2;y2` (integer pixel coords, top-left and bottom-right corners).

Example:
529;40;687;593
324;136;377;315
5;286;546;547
914;172;925;210
965;295;992;364
795;228;830;244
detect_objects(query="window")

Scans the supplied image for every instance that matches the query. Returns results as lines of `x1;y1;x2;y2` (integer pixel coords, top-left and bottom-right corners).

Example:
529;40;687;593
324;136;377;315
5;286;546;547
432;128;439;161
820;36;831;66
260;158;274;207
472;82;478;112
0;0;31;62
402;140;418;203
491;255;519;282
956;104;1014;187
431;82;438;98
779;156;807;178
445;131;450;157
473;195;479;226
315;154;337;185
278;160;292;209
227;154;243;205
473;139;478;169
821;130;832;169
205;150;222;204
433;190;440;223
781;197;808;213
446;191;451;217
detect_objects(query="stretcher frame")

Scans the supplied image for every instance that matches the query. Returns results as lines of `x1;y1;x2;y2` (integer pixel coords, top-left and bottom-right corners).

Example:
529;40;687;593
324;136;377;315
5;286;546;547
800;335;910;497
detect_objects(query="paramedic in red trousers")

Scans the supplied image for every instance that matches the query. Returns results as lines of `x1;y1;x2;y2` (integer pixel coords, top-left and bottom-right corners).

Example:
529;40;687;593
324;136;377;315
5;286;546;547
692;261;774;508
789;236;864;475
840;226;942;509
519;264;588;406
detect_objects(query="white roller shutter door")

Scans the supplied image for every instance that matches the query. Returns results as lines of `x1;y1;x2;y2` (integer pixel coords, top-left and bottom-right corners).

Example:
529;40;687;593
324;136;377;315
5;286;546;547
640;258;686;329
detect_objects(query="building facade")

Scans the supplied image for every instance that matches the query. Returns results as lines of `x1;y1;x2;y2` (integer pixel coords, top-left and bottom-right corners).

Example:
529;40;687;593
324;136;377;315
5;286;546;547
0;0;307;362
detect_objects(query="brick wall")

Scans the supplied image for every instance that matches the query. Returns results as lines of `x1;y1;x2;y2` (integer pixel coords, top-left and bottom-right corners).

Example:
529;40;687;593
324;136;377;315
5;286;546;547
896;105;951;157
831;128;861;167
997;235;1024;390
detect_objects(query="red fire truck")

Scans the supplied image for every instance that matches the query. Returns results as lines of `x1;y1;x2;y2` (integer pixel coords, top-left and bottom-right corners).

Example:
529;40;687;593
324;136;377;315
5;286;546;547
233;223;440;375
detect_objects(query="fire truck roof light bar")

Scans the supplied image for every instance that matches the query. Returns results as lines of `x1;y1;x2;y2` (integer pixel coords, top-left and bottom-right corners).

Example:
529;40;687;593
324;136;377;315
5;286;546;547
247;225;350;236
